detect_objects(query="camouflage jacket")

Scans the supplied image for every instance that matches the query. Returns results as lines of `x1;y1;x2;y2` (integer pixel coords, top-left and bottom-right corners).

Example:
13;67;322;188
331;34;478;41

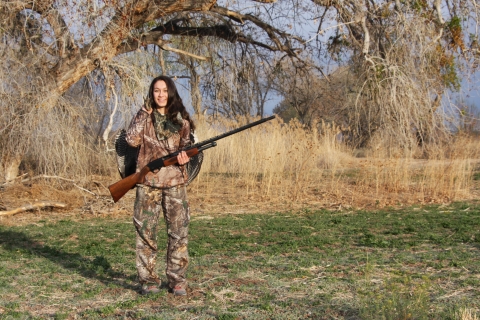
126;108;191;188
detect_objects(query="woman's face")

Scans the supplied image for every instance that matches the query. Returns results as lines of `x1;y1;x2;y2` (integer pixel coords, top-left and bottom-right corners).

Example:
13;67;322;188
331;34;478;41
153;80;168;108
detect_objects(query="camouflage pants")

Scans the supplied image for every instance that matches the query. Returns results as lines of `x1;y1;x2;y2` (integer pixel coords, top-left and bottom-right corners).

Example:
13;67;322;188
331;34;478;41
133;184;190;289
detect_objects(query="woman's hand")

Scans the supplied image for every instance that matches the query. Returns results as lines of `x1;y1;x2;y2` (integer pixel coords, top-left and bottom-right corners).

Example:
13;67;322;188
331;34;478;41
177;151;190;165
142;105;153;115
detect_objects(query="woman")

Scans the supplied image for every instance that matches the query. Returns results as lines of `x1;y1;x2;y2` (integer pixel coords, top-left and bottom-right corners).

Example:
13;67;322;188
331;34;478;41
126;75;195;296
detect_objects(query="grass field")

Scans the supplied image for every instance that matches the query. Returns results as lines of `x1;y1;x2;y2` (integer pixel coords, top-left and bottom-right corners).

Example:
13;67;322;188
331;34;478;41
0;202;479;319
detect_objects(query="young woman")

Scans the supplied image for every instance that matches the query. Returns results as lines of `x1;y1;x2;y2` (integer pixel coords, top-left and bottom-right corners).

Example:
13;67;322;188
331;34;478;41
126;75;195;296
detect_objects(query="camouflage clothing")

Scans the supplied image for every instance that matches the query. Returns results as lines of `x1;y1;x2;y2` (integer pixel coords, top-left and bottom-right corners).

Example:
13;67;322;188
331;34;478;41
133;185;190;289
126;109;191;188
152;109;183;141
126;106;192;291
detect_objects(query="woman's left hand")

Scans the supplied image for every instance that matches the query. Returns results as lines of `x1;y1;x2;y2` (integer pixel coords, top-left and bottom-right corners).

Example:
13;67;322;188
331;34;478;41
177;151;190;165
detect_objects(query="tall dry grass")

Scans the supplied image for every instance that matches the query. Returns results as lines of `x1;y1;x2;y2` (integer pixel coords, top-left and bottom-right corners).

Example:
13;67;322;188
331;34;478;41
187;116;479;211
359;134;479;205
190;116;351;204
3;109;478;212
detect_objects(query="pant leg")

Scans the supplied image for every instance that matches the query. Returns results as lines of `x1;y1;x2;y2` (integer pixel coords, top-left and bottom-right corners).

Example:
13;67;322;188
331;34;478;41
162;185;190;289
133;185;162;285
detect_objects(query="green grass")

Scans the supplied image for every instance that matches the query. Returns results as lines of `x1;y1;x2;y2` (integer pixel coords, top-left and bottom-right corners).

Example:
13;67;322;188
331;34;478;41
473;171;480;181
0;202;479;319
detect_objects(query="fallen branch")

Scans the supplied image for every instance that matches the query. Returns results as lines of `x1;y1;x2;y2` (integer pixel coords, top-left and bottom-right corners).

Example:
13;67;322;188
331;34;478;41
1;173;28;186
0;202;67;217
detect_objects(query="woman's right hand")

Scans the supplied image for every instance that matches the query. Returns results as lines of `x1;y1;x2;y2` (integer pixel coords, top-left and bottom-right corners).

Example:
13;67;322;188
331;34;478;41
142;105;153;115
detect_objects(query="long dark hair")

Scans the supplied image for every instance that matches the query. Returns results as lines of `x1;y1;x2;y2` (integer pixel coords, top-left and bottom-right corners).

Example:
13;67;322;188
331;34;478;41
147;75;196;131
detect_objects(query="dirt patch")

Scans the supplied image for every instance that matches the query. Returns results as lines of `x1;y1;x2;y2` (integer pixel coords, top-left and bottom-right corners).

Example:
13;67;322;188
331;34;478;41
1;173;479;226
1;183;82;208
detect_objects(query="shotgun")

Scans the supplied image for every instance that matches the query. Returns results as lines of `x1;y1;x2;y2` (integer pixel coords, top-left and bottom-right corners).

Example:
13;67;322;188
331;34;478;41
108;115;276;202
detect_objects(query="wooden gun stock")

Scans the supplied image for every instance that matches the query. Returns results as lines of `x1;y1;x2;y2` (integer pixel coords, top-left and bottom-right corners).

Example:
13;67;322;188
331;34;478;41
108;166;152;203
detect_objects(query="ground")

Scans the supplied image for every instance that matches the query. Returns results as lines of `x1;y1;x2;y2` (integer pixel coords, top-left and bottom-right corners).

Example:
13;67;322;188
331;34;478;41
0;171;479;225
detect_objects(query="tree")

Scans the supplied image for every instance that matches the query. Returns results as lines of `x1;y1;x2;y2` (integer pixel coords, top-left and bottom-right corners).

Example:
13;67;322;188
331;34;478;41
273;62;349;128
0;0;305;180
456;100;480;134
199;42;280;118
1;0;302;96
308;0;480;151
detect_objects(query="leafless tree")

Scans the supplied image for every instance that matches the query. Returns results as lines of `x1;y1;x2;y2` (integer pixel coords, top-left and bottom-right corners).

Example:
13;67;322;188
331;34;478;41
307;0;480;151
0;0;305;180
273;61;351;128
199;43;280;118
455;100;480;134
1;0;302;96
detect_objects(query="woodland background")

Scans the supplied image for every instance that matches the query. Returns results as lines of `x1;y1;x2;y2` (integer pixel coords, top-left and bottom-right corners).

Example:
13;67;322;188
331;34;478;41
1;0;480;216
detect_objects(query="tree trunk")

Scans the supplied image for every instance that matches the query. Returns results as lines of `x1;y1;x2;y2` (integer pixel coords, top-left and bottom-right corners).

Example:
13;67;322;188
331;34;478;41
190;73;202;116
4;156;22;182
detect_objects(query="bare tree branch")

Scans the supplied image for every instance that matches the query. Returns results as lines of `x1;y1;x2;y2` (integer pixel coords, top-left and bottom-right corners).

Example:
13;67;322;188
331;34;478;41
210;6;304;56
160;45;209;61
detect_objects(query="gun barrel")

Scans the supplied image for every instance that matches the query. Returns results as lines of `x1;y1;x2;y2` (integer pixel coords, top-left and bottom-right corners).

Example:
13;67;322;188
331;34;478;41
191;115;275;149
197;141;217;152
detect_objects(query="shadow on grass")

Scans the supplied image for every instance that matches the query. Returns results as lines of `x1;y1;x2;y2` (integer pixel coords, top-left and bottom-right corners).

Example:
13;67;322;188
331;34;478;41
0;229;137;291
